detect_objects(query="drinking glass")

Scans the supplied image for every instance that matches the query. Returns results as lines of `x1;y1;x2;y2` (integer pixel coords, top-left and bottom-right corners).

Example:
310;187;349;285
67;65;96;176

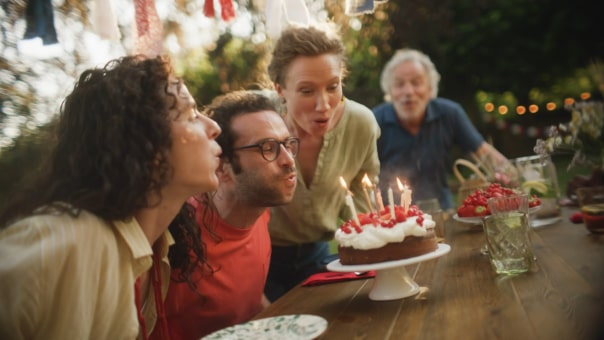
483;194;534;275
576;186;604;233
416;198;445;242
512;154;562;227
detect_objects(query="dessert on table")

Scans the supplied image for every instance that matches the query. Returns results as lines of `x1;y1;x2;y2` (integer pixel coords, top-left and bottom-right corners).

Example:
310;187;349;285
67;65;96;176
331;176;450;301
456;183;541;218
335;205;437;265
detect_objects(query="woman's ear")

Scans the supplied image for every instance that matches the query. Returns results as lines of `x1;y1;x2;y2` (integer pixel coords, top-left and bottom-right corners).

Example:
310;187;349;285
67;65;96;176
275;83;284;97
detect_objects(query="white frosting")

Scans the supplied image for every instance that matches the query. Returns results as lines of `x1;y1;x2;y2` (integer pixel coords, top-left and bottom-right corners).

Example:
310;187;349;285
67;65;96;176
335;214;435;250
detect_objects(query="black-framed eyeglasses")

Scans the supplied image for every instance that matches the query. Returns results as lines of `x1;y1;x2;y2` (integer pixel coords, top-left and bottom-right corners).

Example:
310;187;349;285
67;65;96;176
233;137;300;162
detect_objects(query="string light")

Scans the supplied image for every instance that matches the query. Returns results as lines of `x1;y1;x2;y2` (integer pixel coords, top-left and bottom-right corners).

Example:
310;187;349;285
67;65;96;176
516;106;526;115
481;93;594;117
480;94;595;139
546;102;556;111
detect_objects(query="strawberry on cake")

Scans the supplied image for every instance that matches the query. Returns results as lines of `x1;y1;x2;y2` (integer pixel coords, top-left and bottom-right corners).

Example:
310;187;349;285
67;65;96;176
335;205;437;265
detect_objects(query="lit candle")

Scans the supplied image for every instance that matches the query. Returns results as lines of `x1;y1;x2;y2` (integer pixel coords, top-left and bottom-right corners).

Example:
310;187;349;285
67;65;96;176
396;178;408;214
404;184;413;214
397;178;412;214
373;177;385;213
340;176;361;226
396;178;404;208
388;187;395;220
361;174;375;213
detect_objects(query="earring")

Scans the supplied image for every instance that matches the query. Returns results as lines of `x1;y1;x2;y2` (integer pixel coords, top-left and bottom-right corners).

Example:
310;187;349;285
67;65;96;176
280;99;287;117
341;96;345;103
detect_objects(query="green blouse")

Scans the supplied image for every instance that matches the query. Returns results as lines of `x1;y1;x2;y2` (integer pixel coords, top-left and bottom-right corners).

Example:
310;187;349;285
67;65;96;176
268;99;381;246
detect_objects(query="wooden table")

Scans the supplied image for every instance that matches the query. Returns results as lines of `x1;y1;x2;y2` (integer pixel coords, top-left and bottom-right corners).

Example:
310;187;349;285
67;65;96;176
254;207;604;339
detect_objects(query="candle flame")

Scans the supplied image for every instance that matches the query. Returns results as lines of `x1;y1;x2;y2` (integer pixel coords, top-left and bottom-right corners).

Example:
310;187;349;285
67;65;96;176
362;173;372;187
339;176;348;189
396;177;404;191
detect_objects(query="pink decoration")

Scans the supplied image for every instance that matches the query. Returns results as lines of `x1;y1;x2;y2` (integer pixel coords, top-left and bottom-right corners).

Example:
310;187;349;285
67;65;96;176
133;0;163;57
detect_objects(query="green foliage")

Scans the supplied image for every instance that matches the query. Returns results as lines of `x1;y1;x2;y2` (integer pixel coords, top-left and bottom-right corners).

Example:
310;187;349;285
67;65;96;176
476;65;601;118
0;120;55;209
332;3;396;108
179;33;269;106
178;49;223;106
0;58;36;140
387;0;602;118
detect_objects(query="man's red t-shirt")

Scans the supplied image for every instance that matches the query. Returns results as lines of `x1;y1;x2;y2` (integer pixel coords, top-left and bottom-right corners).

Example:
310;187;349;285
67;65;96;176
151;201;271;340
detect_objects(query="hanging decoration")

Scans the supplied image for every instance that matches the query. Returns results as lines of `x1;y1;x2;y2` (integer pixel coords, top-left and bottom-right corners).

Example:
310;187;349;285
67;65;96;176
17;0;63;59
92;0;120;40
345;0;388;16
133;0;163;57
22;0;59;45
264;0;310;38
203;0;236;22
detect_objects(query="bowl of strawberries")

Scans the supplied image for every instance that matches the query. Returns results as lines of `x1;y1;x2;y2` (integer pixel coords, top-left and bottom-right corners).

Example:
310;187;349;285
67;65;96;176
454;183;541;225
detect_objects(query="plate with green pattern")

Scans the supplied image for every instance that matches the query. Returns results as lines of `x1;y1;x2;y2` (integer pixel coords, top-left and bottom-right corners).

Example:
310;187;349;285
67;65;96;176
201;314;327;340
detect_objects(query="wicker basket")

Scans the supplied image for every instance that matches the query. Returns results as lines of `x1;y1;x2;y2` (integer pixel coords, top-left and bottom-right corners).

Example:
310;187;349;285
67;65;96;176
453;158;490;205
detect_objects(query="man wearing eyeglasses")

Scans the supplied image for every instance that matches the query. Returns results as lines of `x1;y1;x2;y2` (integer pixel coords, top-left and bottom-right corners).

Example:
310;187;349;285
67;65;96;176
153;91;298;340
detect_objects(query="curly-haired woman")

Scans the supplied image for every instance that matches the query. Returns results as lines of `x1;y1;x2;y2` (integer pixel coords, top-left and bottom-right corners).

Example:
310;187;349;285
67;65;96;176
0;55;222;339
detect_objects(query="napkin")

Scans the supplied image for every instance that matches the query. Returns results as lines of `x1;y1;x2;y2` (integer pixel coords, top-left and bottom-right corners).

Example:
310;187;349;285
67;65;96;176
302;271;375;286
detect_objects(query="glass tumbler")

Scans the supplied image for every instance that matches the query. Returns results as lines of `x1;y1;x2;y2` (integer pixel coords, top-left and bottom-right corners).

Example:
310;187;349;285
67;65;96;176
416;198;445;242
484;194;534;275
513;154;562;227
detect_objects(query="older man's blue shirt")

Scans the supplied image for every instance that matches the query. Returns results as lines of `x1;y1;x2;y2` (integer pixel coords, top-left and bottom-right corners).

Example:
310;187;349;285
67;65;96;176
373;98;484;210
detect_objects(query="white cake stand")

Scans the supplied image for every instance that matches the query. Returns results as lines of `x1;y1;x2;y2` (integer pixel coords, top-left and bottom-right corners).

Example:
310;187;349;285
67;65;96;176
326;244;450;301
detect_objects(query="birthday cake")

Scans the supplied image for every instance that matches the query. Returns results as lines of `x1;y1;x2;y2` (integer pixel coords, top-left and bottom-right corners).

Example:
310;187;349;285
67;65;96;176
335;205;437;265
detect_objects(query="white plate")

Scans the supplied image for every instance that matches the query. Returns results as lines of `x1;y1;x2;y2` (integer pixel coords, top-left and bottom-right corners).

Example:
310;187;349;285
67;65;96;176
201;314;327;340
530;215;562;228
452;213;483;225
453;205;541;225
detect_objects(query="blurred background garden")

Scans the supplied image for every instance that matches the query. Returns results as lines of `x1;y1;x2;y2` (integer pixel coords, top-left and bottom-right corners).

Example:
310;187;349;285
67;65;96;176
1;0;602;209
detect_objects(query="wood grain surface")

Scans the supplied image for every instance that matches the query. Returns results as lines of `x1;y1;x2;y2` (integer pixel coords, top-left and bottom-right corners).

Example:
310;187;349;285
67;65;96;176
253;207;604;340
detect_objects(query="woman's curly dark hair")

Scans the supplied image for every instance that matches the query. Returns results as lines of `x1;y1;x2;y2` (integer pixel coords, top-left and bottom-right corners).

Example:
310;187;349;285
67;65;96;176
1;55;172;222
168;195;218;291
0;55;208;278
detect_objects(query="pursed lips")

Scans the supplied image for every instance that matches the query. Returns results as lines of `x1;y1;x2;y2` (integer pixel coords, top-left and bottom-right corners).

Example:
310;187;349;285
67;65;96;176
213;141;223;156
313;116;331;127
312;111;332;123
284;171;297;185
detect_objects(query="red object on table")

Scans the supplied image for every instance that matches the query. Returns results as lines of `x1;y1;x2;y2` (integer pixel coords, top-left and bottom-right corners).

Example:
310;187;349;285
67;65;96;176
569;211;583;223
302;271;376;286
